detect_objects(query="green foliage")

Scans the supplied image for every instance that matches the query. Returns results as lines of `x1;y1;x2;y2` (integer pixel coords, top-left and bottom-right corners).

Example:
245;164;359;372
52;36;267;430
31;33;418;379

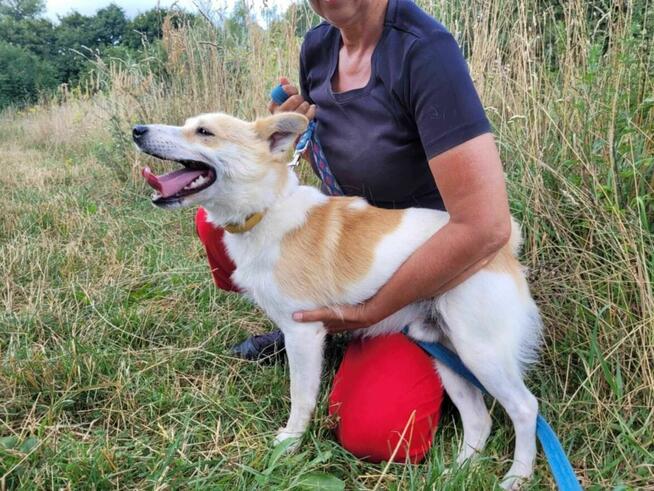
0;0;44;21
53;5;129;83
122;8;171;50
0;2;178;109
92;4;127;46
0;41;56;107
0;15;56;58
52;12;100;82
283;2;321;37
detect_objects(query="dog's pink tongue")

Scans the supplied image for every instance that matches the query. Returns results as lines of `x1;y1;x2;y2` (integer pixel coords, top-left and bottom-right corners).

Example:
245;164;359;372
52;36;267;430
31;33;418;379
141;167;204;198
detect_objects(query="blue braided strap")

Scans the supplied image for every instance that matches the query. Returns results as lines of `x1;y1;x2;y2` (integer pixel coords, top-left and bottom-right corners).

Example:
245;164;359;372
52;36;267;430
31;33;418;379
404;329;582;491
295;120;316;155
307;126;344;196
269;83;343;196
291;119;343;196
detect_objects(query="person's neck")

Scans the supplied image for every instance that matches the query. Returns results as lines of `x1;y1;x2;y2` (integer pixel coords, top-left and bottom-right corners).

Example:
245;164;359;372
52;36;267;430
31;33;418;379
338;0;388;53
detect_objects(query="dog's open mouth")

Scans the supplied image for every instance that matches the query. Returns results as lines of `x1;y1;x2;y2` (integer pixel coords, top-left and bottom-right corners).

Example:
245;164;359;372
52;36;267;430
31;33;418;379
141;160;216;203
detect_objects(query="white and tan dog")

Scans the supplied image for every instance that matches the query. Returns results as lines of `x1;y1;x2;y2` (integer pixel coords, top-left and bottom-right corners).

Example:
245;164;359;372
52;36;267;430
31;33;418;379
133;111;542;489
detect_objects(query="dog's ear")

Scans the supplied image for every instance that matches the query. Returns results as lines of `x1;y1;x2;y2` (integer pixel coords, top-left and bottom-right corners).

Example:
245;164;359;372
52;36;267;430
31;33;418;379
254;113;309;156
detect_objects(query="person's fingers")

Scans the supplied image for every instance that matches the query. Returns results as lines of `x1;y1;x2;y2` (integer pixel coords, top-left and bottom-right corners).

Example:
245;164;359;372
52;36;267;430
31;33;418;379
293;308;332;323
281;84;299;97
269;77;296;114
297;101;310;115
271;95;309;115
279;94;304;112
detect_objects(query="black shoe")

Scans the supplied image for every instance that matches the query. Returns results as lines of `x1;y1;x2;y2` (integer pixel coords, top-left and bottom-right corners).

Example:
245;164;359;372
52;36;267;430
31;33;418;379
230;329;285;361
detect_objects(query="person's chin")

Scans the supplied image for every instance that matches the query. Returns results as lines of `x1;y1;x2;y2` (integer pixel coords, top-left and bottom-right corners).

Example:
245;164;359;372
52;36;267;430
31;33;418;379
313;0;363;26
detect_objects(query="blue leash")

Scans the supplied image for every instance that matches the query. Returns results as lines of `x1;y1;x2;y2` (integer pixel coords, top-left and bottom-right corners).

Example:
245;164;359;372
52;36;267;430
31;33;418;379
271;84;581;489
406;332;583;491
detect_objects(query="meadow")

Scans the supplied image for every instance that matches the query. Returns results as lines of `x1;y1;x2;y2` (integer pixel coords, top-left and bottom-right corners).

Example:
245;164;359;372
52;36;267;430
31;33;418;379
1;1;653;489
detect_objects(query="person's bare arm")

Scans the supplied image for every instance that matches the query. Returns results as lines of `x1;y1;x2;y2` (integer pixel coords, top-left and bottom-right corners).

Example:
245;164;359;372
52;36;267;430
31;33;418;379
293;132;512;332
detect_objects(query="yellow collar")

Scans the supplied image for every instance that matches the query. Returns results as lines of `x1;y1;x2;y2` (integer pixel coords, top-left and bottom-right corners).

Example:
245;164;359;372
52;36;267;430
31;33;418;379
223;212;264;234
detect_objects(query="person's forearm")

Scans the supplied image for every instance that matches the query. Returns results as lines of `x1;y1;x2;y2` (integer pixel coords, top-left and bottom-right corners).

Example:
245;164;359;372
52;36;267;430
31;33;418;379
369;221;506;321
291;134;512;331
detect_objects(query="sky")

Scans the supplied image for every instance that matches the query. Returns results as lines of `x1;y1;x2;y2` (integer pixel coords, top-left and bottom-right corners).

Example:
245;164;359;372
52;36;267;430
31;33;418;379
45;0;297;22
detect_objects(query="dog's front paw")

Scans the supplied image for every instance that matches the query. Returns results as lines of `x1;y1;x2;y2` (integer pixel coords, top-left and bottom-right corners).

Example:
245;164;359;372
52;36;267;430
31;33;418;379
500;471;530;490
500;461;533;490
500;476;525;490
273;428;302;451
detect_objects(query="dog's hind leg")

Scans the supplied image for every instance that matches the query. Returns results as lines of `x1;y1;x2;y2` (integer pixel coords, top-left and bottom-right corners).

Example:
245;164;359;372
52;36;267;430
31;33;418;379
456;354;538;490
446;341;538;489
435;357;492;464
408;318;492;463
274;322;326;446
437;276;539;489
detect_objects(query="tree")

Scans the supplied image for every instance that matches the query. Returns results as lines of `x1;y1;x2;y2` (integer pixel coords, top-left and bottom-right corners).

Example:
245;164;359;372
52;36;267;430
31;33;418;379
123;7;170;50
223;0;256;44
52;6;126;84
0;0;58;108
91;4;127;46
0;0;44;21
284;3;321;38
0;41;56;108
0;15;56;58
0;3;198;108
52;11;96;82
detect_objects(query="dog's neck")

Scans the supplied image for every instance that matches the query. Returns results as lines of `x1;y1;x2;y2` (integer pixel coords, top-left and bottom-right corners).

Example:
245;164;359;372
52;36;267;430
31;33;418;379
223;212;265;234
202;168;323;236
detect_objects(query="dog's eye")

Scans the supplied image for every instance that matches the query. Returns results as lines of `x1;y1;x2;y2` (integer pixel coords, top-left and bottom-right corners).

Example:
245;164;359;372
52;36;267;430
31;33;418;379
197;127;214;137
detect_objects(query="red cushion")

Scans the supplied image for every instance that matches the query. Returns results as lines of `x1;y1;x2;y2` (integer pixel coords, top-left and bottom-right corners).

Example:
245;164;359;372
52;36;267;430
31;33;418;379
329;333;443;463
195;207;241;292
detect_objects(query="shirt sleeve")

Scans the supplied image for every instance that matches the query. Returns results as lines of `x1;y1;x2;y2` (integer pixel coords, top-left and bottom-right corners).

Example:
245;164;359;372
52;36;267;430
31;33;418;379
405;31;491;160
299;40;314;105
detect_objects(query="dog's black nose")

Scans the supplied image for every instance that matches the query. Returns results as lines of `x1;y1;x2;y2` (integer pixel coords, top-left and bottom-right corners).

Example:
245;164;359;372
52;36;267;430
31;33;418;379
132;125;148;139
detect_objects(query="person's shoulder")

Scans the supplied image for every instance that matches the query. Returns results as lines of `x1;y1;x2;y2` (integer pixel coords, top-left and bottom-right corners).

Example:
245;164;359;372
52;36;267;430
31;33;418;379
300;21;337;65
388;0;453;42
304;21;333;39
302;21;335;51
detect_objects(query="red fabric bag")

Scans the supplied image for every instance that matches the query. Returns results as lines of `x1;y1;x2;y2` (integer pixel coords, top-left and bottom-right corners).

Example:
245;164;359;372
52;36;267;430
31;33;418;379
195;207;241;292
329;333;444;463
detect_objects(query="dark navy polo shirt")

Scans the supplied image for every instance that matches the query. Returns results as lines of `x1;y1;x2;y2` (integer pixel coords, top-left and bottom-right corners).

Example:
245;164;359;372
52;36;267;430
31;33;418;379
299;0;491;210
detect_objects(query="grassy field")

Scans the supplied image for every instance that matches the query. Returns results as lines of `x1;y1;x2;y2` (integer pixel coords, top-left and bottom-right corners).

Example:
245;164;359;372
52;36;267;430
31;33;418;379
0;100;528;490
1;1;653;489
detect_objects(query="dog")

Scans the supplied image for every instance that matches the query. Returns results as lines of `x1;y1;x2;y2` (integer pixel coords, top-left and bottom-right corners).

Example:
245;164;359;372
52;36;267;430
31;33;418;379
133;111;542;489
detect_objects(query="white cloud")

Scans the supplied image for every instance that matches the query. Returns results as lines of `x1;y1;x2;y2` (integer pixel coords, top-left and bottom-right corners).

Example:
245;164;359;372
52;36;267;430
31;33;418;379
44;0;297;22
45;1;193;20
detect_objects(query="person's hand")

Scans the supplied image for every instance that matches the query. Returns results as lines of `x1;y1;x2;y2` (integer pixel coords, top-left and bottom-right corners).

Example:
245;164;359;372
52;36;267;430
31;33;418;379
292;299;385;333
268;76;316;119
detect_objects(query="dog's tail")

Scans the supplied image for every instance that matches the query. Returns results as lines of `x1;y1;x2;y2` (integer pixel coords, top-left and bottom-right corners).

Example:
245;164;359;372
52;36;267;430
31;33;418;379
517;297;543;373
508;217;524;256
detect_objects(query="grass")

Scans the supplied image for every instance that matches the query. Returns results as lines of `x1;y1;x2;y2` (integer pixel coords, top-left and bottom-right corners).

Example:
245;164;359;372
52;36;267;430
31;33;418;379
0;105;524;490
1;0;653;489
